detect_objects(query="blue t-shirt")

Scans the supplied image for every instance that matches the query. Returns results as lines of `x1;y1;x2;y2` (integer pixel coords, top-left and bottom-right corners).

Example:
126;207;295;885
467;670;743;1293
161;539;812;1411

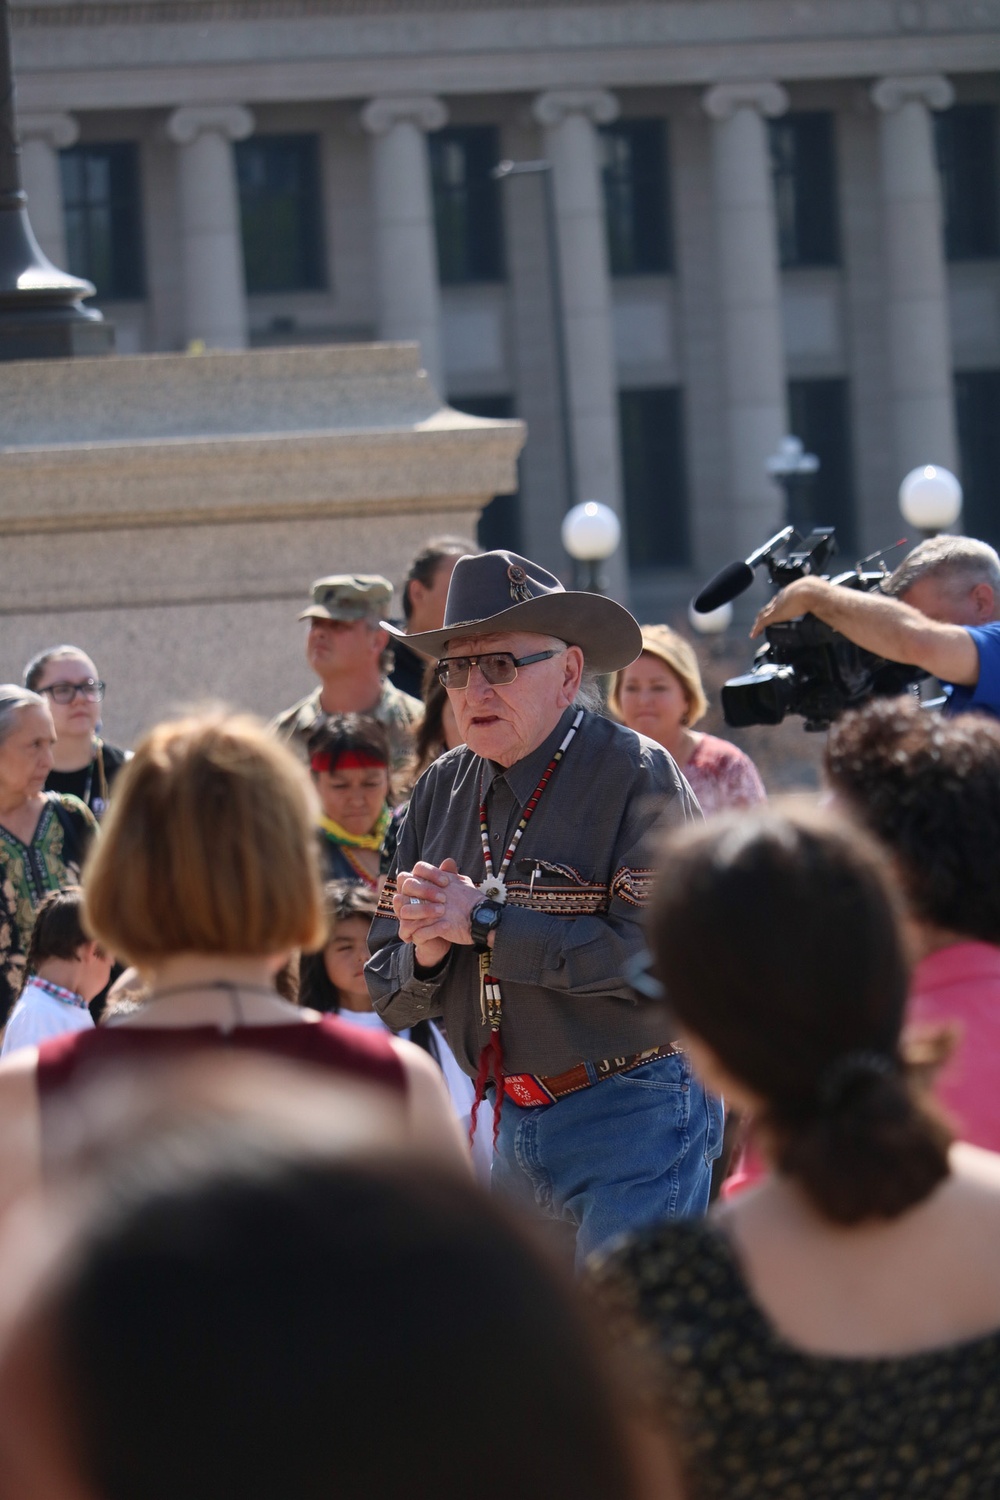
944;622;1000;719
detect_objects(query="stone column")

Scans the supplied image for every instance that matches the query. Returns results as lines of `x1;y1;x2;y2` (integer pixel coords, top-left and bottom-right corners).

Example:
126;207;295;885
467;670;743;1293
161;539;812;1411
703;81;789;559
360;96;447;394
19;112;78;269
166;104;254;350
532;88;627;598
871;74;958;477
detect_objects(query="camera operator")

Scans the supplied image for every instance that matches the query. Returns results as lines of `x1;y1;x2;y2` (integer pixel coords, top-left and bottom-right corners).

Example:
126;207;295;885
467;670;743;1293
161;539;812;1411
751;536;1000;719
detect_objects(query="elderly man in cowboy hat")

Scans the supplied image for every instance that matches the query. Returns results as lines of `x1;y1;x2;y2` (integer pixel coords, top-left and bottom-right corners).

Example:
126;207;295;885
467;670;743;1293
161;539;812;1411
366;550;722;1261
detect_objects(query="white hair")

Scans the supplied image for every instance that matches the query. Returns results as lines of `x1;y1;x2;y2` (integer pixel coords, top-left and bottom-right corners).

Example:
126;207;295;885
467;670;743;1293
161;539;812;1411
0;685;46;746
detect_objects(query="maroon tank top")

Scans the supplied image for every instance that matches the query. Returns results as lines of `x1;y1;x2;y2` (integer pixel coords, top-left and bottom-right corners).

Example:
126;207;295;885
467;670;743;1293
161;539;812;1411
37;1014;406;1101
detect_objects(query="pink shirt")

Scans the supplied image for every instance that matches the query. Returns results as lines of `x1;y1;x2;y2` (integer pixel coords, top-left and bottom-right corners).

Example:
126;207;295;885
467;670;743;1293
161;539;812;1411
908;940;1000;1153
683;734;767;818
723;939;1000;1199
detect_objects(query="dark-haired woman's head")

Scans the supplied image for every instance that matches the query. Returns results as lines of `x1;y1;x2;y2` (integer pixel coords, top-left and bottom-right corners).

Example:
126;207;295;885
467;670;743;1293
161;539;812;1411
825;697;1000;946
412;663;463;780
307;714;392;837
299;881;378;1014
648;805;951;1224
0;1133;641;1500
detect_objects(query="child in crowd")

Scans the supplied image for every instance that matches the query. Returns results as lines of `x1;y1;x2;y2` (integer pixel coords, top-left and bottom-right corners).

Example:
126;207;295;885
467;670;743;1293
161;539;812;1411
300;883;491;1176
1;887;111;1056
307;716;394;889
298;882;389;1028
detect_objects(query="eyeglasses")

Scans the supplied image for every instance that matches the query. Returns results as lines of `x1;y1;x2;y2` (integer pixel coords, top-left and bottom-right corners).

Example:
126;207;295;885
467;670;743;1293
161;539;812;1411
435;650;561;690
39;679;105;705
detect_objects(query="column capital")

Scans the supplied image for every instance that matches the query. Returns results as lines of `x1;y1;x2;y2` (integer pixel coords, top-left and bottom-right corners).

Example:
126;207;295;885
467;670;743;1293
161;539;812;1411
532;89;619;129
702;81;788;122
167;104;254;146
18;111;79;149
360;96;448;137
871;74;955;114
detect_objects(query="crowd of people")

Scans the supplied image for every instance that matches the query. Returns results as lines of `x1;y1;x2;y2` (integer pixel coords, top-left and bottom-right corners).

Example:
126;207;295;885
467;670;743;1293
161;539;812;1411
0;529;998;1497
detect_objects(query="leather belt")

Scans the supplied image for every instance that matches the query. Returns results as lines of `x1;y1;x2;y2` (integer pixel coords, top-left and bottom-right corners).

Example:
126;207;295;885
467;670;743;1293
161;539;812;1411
503;1043;683;1108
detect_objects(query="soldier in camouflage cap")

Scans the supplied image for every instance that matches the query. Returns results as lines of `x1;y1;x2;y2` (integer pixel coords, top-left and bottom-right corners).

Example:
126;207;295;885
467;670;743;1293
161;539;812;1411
273;575;422;773
298;575;393;625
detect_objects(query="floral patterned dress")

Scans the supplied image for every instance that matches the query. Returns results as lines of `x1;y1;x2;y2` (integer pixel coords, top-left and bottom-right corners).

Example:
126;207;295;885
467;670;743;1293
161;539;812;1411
0;793;97;1022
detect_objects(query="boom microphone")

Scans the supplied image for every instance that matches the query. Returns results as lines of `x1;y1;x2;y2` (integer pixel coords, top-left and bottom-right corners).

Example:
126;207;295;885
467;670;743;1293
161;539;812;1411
692;527;797;615
692;560;755;614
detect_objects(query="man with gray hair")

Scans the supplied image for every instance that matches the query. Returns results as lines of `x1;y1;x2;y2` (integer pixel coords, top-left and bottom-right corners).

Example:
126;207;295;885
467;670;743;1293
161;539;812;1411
752;535;1000;719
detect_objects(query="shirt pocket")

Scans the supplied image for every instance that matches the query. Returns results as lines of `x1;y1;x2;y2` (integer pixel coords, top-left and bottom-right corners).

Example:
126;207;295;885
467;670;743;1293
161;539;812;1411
506;858;610;918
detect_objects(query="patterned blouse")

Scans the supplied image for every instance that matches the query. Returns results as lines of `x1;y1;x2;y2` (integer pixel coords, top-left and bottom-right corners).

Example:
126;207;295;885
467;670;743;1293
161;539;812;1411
592;1219;1000;1499
0;793;97;1022
683;734;767;818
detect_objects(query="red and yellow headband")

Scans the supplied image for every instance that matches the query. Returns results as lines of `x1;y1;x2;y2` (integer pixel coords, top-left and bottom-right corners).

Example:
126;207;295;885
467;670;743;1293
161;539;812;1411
310;748;387;775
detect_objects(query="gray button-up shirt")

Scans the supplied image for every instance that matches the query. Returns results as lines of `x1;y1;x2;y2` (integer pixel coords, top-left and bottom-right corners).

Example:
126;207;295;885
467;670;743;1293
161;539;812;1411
365;706;699;1077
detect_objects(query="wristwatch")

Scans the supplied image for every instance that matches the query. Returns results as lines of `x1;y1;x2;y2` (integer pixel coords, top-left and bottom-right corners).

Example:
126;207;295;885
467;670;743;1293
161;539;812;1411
470;898;504;952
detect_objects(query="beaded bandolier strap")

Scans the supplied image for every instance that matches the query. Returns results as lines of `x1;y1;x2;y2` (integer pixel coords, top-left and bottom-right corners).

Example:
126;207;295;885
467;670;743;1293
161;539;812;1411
471;709;584;1139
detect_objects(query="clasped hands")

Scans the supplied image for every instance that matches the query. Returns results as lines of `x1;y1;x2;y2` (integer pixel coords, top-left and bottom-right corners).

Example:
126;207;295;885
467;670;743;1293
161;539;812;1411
392;859;485;970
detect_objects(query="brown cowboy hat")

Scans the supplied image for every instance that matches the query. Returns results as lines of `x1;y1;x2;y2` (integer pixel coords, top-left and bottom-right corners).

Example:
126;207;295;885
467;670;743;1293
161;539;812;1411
382;550;642;676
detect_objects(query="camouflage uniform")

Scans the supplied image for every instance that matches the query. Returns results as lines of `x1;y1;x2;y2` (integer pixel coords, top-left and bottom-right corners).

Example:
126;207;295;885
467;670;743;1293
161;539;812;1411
273;679;422;774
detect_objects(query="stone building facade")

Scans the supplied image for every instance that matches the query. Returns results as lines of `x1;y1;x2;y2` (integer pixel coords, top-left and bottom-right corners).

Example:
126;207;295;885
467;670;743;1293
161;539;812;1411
12;0;1000;613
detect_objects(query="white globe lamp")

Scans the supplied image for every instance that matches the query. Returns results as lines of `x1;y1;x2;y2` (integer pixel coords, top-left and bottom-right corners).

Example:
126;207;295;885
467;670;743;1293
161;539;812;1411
562;501;621;592
688;600;733;635
898;465;963;537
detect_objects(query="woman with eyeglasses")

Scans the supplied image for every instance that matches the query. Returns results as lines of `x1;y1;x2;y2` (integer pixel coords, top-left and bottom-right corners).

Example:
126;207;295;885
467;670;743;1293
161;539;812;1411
0;687;98;1025
23;646;130;820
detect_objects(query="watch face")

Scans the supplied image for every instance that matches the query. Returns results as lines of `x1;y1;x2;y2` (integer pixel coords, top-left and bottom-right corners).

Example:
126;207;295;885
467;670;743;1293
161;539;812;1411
471;900;503;946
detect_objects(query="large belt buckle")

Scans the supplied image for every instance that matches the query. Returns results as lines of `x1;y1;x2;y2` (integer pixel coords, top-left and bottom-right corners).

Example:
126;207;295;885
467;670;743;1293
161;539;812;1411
504;1074;554;1107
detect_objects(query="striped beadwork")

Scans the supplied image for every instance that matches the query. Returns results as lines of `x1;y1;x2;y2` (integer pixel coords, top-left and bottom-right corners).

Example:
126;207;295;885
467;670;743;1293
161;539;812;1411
477;709;583;1029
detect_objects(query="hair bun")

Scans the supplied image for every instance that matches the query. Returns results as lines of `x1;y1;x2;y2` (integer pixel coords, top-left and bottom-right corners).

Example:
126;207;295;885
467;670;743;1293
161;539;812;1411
817;1050;896;1112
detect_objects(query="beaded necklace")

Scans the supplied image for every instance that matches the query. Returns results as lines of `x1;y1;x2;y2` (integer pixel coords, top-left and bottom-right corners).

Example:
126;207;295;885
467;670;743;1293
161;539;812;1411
336;845;379;890
471;710;583;1135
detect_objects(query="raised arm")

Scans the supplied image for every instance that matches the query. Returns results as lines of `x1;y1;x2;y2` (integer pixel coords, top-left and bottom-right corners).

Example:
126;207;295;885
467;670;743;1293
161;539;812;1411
751;578;980;687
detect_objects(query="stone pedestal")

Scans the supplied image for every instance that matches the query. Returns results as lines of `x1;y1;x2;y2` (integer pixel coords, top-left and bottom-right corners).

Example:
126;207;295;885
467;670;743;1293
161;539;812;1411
533;88;627;600
0;344;524;744
871;74;958;478
18;112;77;270
703;81;789;559
361;96;447;393
167;104;254;351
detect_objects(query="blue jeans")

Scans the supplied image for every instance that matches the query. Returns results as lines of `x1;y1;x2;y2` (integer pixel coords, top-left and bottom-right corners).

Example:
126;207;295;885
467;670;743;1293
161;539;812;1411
492;1051;723;1266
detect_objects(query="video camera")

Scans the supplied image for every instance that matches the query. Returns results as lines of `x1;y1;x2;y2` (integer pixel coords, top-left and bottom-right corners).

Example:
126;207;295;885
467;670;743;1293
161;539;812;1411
693;526;925;732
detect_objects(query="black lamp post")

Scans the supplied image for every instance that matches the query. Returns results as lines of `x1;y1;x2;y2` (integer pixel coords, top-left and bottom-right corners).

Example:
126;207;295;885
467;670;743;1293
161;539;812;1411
0;0;112;358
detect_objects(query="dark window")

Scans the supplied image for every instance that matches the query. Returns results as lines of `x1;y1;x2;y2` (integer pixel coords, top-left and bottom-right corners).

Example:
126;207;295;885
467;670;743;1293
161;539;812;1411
618;387;689;567
449;395;521;552
786;378;857;554
59;142;145;299
600;120;672;276
935;105;1000;261
769;113;840;268
430;127;504;284
235;134;326;294
955;370;1000;550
